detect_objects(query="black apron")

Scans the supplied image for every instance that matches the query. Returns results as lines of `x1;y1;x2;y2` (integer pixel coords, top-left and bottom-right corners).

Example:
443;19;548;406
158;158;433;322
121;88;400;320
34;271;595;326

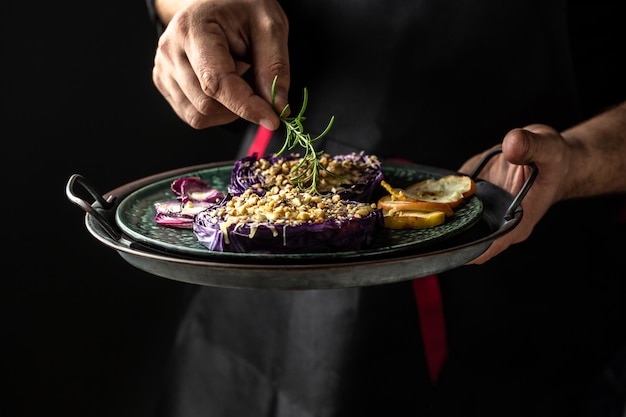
155;1;626;416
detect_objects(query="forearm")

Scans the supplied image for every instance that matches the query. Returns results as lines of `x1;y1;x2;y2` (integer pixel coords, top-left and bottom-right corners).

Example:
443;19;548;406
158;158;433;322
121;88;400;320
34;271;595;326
560;101;626;200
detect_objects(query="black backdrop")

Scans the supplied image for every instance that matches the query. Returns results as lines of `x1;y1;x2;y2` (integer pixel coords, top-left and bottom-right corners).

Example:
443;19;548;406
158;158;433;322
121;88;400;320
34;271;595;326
5;2;241;416
4;1;624;416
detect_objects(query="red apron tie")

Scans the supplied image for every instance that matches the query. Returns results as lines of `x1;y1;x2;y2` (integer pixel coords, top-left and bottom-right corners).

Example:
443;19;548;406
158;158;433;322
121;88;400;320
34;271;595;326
413;275;447;385
246;126;274;157
247;125;448;386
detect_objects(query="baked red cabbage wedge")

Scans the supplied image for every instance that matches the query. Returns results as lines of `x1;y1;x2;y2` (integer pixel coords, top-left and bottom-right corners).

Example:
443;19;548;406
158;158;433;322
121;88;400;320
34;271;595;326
228;152;384;202
193;186;383;253
154;177;225;228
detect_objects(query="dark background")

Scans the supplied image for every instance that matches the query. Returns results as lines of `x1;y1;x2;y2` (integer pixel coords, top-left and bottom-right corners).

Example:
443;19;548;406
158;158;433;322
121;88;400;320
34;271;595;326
5;1;241;416
4;1;624;417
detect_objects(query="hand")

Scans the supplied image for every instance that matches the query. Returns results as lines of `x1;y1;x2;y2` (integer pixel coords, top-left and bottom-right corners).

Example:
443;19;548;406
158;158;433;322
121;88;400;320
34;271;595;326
152;0;290;130
459;125;570;264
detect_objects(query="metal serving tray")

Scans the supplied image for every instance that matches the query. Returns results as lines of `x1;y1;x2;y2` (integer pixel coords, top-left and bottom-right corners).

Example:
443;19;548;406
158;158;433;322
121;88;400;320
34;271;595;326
66;149;535;290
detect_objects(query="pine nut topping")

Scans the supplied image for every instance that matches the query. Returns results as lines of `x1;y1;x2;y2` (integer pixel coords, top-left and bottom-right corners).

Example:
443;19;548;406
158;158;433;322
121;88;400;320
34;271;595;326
199;187;378;231
250;151;381;194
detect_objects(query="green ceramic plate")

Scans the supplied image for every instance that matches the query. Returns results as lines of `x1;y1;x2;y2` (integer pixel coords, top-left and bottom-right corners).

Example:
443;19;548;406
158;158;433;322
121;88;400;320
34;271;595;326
115;164;483;261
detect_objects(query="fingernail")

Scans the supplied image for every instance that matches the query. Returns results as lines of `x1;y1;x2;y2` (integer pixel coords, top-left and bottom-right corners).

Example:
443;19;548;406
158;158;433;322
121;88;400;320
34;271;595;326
273;92;289;113
260;118;277;131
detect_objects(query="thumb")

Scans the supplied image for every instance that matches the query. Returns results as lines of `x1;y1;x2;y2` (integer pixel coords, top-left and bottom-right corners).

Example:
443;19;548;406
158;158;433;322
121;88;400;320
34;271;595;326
501;124;556;166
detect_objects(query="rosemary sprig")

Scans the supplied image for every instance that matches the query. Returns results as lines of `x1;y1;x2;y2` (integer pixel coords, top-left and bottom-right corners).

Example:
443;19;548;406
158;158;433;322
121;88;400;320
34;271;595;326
270;76;335;194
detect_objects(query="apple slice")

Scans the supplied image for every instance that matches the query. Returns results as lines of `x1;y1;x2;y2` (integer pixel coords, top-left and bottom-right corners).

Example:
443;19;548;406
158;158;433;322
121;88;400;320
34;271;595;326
377;195;454;217
403;175;476;208
381;209;446;229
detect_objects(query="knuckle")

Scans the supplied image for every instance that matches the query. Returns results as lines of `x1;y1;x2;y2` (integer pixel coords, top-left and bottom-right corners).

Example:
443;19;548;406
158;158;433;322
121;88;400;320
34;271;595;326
186;112;208;130
196;94;215;114
268;61;289;77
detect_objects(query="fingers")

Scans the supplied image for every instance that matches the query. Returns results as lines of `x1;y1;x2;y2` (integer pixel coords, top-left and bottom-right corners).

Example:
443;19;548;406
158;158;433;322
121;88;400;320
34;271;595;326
153;35;241;129
467;239;512;265
151;0;291;130
467;124;567;265
185;22;280;129
153;21;241;129
248;9;291;114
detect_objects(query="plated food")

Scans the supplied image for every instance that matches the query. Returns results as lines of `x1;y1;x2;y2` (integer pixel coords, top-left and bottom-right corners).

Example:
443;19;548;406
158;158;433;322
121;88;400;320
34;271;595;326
193;185;381;254
154;176;225;228
153;152;477;254
228;151;384;201
150;80;477;254
378;175;476;229
195;151;383;253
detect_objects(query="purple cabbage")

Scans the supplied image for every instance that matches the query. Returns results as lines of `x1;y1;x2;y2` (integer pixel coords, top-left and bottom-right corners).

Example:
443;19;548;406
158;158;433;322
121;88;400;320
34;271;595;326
154;200;222;228
228;152;384;202
171;176;224;204
154;177;225;228
193;202;383;254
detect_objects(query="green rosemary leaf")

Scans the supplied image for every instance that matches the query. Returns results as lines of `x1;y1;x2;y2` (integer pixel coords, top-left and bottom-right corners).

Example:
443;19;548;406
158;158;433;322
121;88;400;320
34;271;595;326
270;75;335;194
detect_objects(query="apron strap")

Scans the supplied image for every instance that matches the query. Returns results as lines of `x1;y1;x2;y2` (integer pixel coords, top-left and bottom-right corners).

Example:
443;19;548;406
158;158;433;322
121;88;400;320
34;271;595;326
413;275;447;385
246;125;274;156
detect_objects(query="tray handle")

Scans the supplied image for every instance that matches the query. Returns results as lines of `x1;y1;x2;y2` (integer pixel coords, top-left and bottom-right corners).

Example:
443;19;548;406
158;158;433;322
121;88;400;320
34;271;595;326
66;174;121;240
469;147;538;221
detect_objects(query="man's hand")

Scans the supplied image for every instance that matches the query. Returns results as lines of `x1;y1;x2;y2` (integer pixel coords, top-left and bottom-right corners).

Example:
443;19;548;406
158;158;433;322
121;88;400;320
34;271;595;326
152;0;290;130
459;125;569;264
